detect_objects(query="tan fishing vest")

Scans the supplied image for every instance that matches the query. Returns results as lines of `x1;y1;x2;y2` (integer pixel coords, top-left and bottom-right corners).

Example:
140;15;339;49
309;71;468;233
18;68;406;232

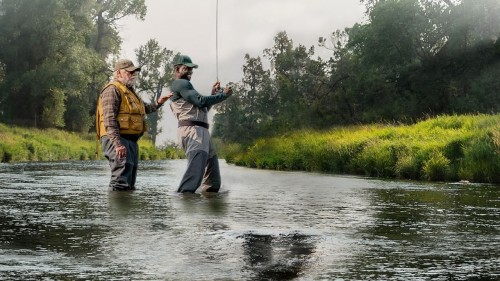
96;81;146;138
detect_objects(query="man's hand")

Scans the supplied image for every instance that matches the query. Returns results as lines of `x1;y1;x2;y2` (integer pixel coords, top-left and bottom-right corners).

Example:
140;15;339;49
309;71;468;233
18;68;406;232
157;92;173;105
115;144;126;159
212;81;232;96
211;81;221;95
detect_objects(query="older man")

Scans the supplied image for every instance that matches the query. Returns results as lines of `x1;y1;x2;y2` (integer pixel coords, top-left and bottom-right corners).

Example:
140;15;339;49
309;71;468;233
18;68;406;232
96;59;171;191
170;54;233;194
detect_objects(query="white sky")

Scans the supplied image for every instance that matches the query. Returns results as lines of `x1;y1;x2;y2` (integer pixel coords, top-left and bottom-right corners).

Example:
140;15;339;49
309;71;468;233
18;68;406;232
118;0;367;145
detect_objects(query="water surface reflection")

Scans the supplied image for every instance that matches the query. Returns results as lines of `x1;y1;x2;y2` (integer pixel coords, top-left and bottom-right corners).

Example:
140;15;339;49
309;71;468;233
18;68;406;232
0;160;498;280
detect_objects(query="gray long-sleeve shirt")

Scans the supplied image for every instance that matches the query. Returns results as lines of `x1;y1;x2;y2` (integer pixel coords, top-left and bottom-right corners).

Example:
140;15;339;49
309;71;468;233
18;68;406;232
169;79;229;123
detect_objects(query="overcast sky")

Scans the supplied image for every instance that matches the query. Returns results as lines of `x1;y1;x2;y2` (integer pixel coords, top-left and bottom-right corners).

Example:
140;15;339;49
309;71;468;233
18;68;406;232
118;0;367;144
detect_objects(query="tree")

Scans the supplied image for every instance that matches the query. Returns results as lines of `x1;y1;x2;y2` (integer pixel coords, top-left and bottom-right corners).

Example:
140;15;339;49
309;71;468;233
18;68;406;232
342;0;500;121
91;0;146;57
435;0;500;112
135;39;176;145
343;0;456;120
263;31;328;131
214;31;330;142
0;0;99;128
317;29;361;124
0;0;148;132
213;54;275;142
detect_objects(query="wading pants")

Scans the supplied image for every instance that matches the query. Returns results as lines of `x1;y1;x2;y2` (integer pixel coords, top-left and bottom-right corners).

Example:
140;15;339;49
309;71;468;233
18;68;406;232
101;136;139;191
177;126;221;193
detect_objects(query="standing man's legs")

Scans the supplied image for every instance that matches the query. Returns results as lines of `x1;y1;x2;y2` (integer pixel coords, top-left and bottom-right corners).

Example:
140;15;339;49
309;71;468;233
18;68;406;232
177;126;213;193
201;140;221;192
177;149;208;193
127;140;139;190
201;154;221;192
102;136;138;191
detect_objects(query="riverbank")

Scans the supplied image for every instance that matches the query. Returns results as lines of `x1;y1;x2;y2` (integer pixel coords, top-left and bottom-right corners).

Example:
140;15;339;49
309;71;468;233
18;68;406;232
0;123;184;162
220;114;500;183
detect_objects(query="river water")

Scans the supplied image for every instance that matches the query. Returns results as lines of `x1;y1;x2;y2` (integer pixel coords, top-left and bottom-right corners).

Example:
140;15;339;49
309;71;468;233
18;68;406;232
0;160;498;280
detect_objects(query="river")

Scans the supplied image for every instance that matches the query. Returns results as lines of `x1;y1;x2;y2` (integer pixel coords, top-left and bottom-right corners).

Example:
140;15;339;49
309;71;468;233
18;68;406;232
0;160;498;280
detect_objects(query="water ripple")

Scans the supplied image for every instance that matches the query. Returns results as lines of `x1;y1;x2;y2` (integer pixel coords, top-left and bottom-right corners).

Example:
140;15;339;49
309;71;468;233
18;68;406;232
0;160;498;280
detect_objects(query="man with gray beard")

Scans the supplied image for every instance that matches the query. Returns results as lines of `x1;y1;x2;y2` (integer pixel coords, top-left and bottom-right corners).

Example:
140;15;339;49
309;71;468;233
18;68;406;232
96;59;172;191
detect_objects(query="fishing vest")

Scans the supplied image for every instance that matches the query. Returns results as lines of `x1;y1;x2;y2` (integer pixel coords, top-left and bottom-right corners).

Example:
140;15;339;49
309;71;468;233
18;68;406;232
96;81;146;138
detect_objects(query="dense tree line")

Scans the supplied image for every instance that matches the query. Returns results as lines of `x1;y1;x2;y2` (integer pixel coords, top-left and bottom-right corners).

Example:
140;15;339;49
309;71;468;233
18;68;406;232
0;0;173;144
212;0;500;143
0;0;151;133
0;0;498;147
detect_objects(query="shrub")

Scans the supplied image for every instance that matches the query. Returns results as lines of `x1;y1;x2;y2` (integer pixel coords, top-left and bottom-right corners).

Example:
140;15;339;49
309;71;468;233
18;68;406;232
422;151;451;181
222;114;500;183
395;153;420;180
352;142;397;178
458;136;500;182
80;151;89;160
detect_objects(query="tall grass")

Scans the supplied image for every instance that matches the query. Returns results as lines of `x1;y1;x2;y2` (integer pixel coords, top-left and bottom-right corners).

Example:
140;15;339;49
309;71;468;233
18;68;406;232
0;123;184;162
220;114;500;183
137;139;185;160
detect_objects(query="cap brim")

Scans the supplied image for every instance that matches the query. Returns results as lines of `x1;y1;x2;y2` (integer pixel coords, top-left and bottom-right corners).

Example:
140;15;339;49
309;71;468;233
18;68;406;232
124;66;141;72
185;63;198;69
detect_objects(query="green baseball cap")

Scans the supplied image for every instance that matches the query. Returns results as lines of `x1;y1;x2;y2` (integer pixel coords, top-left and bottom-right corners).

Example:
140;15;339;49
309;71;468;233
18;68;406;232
173;55;198;68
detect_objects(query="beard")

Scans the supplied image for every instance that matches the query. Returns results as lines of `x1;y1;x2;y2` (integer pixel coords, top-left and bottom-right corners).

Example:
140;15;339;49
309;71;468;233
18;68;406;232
179;69;191;81
126;78;136;88
181;73;191;80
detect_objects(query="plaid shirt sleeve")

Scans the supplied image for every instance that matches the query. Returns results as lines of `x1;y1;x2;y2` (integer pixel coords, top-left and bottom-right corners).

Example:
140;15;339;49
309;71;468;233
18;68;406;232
100;85;122;147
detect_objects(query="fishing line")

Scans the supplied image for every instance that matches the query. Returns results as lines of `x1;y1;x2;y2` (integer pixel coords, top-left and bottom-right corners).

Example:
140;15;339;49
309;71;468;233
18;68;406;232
215;0;219;82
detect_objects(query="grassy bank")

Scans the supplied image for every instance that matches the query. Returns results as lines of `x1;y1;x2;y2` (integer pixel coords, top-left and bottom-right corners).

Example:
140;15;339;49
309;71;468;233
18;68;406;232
220;114;500;183
0;123;184;162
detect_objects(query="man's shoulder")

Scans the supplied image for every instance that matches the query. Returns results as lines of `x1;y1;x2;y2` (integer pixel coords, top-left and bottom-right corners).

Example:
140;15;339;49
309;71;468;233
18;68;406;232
100;81;122;99
172;79;190;86
171;79;191;91
102;81;122;91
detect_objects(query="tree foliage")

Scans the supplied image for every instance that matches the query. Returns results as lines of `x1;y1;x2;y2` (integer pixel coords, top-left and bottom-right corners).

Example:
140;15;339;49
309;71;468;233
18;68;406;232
0;0;97;128
135;39;176;145
213;55;274;143
213;0;500;143
92;0;146;57
0;0;146;132
0;0;498;146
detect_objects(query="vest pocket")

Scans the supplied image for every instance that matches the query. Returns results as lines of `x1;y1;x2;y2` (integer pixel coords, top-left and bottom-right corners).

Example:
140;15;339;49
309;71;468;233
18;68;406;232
117;114;144;134
118;115;130;129
130;115;144;131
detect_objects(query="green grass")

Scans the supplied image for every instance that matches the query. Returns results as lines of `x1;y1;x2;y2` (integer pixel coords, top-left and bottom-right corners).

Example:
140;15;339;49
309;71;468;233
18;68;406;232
3;114;500;183
220;114;500;183
0;123;184;162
